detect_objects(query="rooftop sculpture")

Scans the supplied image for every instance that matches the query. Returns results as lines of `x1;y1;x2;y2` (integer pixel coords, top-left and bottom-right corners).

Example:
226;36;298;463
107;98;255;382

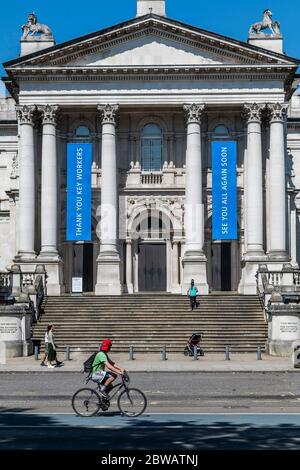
249;9;281;37
21;13;53;40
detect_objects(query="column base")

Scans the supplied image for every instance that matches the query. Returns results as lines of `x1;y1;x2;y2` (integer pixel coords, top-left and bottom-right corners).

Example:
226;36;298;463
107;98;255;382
239;251;270;294
171;284;182;294
238;260;262;294
268;251;290;262
181;250;209;295
14;251;37;262
38;250;60;262
126;283;134;294
244;251;267;262
95;252;122;296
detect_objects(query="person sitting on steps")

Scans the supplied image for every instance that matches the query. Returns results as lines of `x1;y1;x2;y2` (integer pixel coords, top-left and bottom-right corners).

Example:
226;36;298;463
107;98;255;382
91;338;125;398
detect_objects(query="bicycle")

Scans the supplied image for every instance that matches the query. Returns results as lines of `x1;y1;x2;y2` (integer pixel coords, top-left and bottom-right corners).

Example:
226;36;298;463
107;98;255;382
71;371;147;417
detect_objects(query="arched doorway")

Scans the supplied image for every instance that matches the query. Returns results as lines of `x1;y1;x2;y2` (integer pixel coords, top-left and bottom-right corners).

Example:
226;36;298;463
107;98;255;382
128;208;175;292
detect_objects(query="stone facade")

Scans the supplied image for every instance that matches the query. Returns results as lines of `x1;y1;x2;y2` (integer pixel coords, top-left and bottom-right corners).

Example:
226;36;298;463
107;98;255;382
1;1;300;355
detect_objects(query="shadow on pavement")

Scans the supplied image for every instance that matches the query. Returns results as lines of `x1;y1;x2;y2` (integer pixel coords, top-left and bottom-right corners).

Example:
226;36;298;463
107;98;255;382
1;407;300;450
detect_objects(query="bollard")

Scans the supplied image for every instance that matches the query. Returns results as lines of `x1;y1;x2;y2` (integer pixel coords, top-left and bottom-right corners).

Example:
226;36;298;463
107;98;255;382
65;346;70;361
129;345;134;361
225;345;230;361
257;345;262;360
161;345;167;361
193;345;198;361
34;346;39;361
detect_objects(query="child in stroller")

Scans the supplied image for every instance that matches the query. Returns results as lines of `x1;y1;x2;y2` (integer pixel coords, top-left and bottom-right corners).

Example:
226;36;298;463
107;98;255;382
184;332;204;357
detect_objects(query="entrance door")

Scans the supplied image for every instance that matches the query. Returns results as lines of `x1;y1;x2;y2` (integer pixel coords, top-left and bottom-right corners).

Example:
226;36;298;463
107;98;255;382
73;242;94;292
138;243;166;291
211;241;232;291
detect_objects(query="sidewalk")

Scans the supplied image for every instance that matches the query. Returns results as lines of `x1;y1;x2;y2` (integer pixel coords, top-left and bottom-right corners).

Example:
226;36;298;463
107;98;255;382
0;353;299;372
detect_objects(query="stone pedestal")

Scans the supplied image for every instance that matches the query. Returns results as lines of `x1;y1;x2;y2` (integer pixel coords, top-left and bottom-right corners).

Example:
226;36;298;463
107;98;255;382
95;255;122;296
248;34;283;54
239;260;262;294
268;303;300;356
182;251;209;295
0;304;33;359
20;38;55;56
42;260;64;296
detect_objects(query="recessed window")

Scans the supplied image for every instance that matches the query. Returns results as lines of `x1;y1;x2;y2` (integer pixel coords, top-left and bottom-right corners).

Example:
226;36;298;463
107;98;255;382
75;125;91;138
141;124;162;171
213;125;229;137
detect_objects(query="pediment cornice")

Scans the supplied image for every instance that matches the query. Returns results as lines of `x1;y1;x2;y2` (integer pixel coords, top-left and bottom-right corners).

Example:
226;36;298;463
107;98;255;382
4;15;299;71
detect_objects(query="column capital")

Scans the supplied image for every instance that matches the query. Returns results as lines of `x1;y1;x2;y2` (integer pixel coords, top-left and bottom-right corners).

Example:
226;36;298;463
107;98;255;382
16;105;36;125
38;104;60;125
97;104;119;125
267;102;289;123
243;103;265;123
183;103;205;124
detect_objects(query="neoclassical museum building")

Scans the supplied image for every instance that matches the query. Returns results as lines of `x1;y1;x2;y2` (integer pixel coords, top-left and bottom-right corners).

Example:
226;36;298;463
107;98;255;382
1;0;300;299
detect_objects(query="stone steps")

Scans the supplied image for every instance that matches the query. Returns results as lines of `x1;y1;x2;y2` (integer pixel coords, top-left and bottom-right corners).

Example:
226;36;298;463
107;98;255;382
32;293;267;353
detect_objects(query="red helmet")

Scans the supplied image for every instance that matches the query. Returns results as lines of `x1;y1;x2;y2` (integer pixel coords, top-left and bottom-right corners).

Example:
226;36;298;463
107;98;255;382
101;338;112;351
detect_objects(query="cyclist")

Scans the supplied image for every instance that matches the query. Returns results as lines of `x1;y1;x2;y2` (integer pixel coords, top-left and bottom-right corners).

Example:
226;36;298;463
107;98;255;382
91;338;125;398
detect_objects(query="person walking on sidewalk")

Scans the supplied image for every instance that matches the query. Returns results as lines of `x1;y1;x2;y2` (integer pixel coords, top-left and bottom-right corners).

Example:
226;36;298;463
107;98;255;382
41;325;63;368
40;326;50;367
187;279;198;311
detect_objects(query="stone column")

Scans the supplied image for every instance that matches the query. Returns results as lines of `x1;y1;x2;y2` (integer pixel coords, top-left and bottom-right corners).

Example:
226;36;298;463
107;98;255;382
239;104;266;294
267;103;289;260
95;104;121;295
182;104;208;294
38;105;60;259
37;105;63;295
243;103;265;256
15;105;36;260
126;239;133;294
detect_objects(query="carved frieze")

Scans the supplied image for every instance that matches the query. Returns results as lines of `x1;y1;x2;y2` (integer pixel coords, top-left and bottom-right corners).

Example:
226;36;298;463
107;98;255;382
183;103;205;124
126;196;185;233
97;104;119;125
10;153;18;179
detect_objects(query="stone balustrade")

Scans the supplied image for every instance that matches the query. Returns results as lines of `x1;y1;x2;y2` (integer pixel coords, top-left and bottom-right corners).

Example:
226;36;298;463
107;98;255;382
256;264;300;356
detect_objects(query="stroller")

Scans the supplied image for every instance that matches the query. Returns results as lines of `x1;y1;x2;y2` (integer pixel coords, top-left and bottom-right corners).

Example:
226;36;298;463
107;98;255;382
184;332;204;357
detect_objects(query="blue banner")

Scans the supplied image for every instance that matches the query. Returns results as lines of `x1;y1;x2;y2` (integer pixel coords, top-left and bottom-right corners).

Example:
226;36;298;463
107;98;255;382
66;143;92;241
212;141;237;240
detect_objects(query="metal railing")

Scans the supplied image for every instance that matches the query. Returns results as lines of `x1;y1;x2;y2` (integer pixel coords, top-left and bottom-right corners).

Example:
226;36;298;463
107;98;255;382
34;274;45;321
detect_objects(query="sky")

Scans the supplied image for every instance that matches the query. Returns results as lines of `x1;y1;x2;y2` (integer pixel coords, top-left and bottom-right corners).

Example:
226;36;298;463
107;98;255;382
1;0;300;95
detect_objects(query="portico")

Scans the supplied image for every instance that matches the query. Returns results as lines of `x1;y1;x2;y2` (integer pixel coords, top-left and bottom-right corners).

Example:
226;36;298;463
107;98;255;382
2;1;299;296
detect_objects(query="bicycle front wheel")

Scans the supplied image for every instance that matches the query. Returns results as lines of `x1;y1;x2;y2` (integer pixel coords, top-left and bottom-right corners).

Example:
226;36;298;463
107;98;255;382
117;388;147;417
71;388;101;417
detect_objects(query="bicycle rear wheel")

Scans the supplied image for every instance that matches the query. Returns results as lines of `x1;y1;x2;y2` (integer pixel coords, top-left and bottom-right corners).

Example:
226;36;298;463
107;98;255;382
71;388;101;417
117;388;147;417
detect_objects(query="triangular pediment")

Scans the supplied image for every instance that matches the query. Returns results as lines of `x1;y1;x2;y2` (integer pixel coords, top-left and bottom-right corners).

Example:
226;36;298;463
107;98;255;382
62;33;243;67
4;14;299;70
